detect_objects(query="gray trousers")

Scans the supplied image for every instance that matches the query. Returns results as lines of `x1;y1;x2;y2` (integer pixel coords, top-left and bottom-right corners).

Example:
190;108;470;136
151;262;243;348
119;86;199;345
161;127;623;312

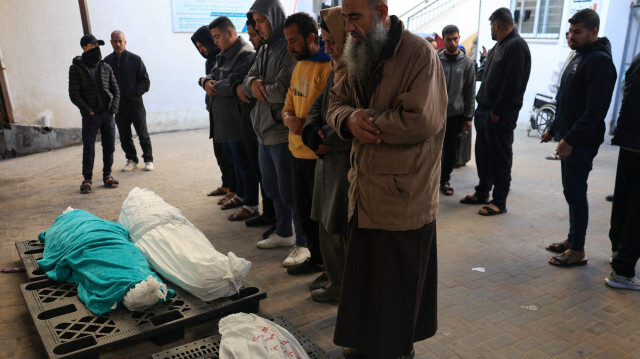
318;222;346;295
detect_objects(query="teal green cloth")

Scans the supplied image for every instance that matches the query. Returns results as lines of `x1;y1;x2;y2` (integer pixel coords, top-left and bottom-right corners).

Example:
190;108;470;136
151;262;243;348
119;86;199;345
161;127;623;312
37;209;174;315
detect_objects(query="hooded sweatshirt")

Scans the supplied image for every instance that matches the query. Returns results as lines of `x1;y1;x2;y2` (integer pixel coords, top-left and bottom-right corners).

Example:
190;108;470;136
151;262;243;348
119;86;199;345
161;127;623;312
191;26;221;113
612;52;640;151
550;37;617;149
283;48;331;159
438;48;476;119
241;0;298;145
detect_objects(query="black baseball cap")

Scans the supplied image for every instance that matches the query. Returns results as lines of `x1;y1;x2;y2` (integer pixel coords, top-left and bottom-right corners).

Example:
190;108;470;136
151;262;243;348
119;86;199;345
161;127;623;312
80;34;105;47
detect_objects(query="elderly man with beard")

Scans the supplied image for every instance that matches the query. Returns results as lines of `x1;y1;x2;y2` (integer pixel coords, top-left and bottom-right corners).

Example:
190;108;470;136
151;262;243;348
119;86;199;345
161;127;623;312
327;0;447;357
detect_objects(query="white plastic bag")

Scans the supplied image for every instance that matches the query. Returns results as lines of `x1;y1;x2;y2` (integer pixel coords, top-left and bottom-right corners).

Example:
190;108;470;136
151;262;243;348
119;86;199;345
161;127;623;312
122;275;169;312
118;187;251;301
218;313;309;359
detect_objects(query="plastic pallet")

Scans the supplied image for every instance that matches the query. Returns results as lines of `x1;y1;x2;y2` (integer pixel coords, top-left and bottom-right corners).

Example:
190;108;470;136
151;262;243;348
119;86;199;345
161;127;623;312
21;278;267;359
15;240;47;281
151;316;330;359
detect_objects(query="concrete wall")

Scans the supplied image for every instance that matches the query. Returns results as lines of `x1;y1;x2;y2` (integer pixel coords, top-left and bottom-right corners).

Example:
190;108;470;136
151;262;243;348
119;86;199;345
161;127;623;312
414;0;481;51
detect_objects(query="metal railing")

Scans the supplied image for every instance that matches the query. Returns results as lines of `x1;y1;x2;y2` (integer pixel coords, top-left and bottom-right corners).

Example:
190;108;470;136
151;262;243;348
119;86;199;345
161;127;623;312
403;0;465;32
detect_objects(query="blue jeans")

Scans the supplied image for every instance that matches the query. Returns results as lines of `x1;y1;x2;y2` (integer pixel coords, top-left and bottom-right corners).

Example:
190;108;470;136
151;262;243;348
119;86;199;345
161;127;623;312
82;112;115;180
561;146;599;252
258;143;307;245
224;141;259;207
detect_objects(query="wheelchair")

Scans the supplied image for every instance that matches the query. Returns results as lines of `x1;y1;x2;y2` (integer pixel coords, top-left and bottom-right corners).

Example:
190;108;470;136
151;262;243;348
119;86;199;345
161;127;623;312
527;93;556;137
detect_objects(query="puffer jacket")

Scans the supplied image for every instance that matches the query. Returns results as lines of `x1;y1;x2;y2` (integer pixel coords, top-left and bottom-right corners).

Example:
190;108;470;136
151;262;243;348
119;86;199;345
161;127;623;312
327;16;447;231
68;57;120;117
612;52;640;150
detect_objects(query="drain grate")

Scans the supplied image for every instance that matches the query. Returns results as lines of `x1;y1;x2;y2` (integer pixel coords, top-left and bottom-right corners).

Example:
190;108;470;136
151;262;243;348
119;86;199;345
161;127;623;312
151;316;330;359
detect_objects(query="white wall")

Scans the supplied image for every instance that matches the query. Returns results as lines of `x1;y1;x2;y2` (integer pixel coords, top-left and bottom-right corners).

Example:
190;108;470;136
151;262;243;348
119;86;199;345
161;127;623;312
414;0;481;48
0;0;313;133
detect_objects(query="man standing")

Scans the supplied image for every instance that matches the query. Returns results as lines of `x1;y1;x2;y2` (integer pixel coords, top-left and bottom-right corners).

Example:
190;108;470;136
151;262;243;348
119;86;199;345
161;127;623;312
438;24;475;196
542;9;617;267
202;17;259;218
460;8;531;216
241;0;300;252
104;30;153;172
604;52;640;289
69;34;120;194
327;0;447;356
281;13;332;270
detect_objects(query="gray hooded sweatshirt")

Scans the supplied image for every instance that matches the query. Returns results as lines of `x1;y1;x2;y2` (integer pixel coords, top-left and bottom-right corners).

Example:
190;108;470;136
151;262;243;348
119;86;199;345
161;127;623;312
241;0;297;145
438;48;476;119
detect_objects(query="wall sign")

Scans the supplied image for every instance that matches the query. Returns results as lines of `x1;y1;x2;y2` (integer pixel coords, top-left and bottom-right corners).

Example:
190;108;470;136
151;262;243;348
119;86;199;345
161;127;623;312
171;0;254;33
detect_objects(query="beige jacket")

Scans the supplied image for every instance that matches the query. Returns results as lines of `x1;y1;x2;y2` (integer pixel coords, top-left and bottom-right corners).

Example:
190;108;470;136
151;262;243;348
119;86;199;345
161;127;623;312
327;17;447;231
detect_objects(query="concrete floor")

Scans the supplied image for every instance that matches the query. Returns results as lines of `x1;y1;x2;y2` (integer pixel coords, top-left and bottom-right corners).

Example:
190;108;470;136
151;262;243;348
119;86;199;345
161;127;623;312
1;127;638;358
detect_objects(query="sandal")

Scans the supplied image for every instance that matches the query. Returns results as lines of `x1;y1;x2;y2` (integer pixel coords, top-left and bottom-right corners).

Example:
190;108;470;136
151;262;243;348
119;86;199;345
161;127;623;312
208;186;228;196
478;205;507;216
440;183;454;196
460;194;489;205
545;154;560;160
218;192;235;205
80;180;92;194
228;207;258;221
103;176;119;189
221;195;243;210
549;250;587;267
545;241;570;253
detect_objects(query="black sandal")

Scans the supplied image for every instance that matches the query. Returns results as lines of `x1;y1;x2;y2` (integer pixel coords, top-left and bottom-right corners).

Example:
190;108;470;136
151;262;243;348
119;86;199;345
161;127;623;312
478;205;507;216
80;180;92;194
440;183;454;196
460;194;489;205
545;241;570;253
103;176;119;189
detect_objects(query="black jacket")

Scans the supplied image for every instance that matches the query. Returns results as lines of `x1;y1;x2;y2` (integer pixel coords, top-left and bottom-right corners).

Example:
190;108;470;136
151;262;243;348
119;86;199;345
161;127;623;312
104;50;150;103
68;57;120;117
550;37;617;148
476;29;531;118
191;26;221;115
612;52;640;150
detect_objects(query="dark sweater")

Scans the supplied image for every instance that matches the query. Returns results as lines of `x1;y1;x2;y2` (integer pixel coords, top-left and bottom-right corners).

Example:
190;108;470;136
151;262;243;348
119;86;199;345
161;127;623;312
550;37;617;148
104;50;150;103
612;53;640;150
476;29;531;117
68;57;120;117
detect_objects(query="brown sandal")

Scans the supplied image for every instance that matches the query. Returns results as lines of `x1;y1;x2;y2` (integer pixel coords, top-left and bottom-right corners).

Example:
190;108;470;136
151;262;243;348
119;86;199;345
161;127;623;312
549;250;587;267
208;186;228;196
545;241;570;253
228;207;258;221
218;192;235;205
221;195;243;210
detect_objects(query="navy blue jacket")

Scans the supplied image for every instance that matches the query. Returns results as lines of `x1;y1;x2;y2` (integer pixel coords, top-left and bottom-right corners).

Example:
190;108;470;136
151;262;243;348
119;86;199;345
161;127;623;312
550;37;617;148
612;52;640;150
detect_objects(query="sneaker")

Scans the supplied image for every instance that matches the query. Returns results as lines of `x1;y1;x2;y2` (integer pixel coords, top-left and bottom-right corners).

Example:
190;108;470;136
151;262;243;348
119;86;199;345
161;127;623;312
604;270;640;290
310;287;340;302
286;259;321;275
121;160;137;172
256;233;294;249
309;272;329;291
262;224;277;239
144;162;154;171
282;246;311;267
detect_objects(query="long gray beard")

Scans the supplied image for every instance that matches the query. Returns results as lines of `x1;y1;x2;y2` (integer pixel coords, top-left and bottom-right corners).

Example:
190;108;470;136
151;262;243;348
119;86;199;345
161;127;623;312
343;19;389;83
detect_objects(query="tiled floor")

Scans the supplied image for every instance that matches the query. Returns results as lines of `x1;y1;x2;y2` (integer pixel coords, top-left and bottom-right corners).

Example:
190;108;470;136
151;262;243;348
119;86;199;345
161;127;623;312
1;127;638;358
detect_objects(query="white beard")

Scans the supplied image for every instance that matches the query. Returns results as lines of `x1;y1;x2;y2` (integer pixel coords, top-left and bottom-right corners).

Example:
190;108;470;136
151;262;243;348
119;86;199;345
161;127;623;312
343;18;389;83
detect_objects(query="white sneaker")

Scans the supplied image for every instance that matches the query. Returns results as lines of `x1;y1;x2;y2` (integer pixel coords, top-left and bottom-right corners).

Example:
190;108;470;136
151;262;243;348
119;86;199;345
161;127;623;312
282;246;311;267
121;160;137;172
604;271;640;290
256;233;294;249
144;162;154;171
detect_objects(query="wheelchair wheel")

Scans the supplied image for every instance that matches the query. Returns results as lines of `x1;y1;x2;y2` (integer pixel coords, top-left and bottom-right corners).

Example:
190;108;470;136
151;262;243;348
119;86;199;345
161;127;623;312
535;104;555;137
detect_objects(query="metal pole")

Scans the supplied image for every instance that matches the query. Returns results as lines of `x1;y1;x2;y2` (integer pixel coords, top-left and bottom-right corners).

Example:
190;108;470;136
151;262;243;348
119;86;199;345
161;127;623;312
79;0;91;34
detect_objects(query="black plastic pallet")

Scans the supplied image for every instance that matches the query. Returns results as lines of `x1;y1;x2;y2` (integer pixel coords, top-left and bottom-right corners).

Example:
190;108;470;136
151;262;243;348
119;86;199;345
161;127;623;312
151;316;330;359
15;240;47;281
21;278;267;359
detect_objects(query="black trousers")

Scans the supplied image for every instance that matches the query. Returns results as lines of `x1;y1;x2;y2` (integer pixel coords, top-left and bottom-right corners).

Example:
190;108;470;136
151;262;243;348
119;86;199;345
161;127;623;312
209;111;235;191
473;107;517;209
441;115;465;184
610;148;640;277
82;112;115;180
292;157;322;265
115;99;153;163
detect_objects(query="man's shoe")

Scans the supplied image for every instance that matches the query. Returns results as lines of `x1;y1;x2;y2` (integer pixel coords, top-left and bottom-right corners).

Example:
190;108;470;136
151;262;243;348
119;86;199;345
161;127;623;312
310;287;340;302
121;160;137;172
309;272;328;291
245;215;277;227
262;224;277;239
286;259;321;275
256;233;294;249
604;271;640;290
283;246;311;267
343;347;367;359
144;162;154;171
